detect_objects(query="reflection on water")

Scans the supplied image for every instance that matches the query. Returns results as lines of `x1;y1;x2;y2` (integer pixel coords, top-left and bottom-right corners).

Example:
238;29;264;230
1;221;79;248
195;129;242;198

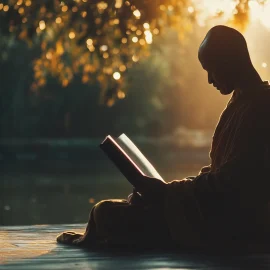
0;141;208;226
0;165;201;226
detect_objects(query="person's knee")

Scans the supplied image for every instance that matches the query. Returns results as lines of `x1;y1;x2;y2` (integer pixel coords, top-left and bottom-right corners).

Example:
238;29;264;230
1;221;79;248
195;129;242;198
94;200;113;211
93;200;114;225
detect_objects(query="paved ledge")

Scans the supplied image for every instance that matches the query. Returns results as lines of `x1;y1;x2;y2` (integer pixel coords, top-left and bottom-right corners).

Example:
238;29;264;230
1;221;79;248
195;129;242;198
1;224;270;270
0;224;84;268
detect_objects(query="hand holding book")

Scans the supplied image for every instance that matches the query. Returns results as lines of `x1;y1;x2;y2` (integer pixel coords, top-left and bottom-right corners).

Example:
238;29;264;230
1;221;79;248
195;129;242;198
100;134;167;204
132;175;167;203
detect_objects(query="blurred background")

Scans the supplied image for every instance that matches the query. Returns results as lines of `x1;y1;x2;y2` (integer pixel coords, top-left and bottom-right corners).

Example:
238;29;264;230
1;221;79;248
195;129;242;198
1;0;270;226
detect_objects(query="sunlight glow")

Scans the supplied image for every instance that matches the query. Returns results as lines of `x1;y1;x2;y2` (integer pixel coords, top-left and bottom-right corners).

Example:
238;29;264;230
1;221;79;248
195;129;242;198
113;72;121;80
159;5;166;11
121;37;128;44
153;28;160;35
61;5;68;12
192;0;237;26
55;17;62;24
119;65;126;72
46;52;52;60
3;5;9;12
103;52;109;59
87;45;95;52
139;39;146;45
97;1;108;11
100;45;108;51
69;31;76;39
193;0;270;29
86;38;93;46
144;30;153;44
115;0;123;8
89;198;95;203
81;11;87;17
132;36;138;43
132;55;139;62
143;23;150;29
133;9;141;18
117;90;126;99
39;20;46;30
249;0;270;29
188;6;195;13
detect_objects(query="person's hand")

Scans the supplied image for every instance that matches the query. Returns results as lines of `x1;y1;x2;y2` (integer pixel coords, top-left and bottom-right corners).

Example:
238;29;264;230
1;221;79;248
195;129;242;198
134;175;167;203
127;188;144;205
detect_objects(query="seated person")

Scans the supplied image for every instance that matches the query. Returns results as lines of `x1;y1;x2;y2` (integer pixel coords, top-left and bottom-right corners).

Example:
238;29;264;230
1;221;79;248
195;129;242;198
57;25;270;250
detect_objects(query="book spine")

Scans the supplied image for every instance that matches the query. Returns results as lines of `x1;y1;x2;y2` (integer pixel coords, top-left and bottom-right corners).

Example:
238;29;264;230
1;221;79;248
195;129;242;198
100;139;144;188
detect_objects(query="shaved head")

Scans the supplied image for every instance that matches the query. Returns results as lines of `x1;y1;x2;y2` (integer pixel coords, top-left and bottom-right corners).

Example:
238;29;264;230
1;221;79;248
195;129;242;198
199;25;251;68
198;25;260;95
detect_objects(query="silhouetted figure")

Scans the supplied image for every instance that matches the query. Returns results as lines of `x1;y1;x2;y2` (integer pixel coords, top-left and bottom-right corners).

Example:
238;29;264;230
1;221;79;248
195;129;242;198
57;25;270;251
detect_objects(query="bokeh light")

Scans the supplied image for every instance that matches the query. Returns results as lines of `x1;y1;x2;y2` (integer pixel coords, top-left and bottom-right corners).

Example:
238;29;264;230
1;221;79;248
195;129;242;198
113;72;121;80
1;0;269;103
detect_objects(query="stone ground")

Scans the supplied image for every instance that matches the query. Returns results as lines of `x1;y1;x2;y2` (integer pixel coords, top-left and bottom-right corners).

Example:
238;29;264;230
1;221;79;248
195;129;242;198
1;224;270;270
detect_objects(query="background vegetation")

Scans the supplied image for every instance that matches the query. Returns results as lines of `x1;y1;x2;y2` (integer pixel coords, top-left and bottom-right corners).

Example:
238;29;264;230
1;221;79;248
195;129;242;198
1;0;270;225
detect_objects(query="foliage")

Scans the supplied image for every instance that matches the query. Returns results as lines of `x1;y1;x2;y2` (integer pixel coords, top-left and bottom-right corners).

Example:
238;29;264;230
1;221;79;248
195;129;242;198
0;0;267;104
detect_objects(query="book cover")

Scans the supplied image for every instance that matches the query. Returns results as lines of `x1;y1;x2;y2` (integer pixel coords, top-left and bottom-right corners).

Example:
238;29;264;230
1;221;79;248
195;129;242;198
100;134;165;187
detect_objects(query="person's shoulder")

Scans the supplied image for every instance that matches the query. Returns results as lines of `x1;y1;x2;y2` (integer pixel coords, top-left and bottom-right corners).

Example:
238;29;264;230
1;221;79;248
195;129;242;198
255;82;270;104
261;89;270;103
254;84;270;117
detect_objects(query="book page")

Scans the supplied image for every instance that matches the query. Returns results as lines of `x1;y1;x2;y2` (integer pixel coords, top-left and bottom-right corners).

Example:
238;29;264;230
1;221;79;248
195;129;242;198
117;134;164;181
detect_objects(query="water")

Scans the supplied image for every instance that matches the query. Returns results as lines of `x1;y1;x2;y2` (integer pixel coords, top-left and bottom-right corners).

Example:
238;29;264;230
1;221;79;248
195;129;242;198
0;165;202;226
0;139;209;226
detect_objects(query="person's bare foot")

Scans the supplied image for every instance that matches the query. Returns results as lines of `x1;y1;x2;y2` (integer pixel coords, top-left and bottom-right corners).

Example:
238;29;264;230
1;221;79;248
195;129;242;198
56;231;83;245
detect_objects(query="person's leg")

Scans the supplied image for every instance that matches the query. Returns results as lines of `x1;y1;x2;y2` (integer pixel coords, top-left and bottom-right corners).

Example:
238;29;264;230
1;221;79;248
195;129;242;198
92;199;171;248
56;200;99;247
57;199;171;248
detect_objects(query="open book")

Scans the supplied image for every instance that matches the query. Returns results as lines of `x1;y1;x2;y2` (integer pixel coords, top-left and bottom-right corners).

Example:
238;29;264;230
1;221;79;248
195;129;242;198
100;134;166;187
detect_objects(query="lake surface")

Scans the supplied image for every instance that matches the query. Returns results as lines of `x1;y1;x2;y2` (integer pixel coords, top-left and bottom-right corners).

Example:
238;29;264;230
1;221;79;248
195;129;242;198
0;165;204;226
0;141;209;226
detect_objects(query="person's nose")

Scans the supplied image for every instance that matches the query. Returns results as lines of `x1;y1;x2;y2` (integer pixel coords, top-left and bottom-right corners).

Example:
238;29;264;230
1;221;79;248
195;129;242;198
208;72;213;85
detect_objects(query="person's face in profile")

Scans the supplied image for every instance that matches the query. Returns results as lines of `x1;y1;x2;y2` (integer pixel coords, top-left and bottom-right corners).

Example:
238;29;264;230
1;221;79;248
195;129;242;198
200;58;235;95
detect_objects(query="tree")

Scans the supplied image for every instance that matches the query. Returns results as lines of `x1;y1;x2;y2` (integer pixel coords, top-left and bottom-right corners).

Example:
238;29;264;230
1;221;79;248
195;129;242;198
0;0;266;105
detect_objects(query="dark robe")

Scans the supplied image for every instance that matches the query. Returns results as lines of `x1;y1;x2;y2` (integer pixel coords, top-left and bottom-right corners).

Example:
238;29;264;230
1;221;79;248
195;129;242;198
58;82;270;250
165;82;270;248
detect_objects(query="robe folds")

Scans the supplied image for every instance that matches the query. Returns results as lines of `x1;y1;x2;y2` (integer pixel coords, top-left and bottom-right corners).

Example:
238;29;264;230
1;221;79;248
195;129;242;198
164;82;270;248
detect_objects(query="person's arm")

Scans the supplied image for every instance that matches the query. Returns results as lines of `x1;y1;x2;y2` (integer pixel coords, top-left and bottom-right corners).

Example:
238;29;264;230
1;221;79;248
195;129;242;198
134;153;256;203
166;129;270;203
193;104;270;195
193;145;270;197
